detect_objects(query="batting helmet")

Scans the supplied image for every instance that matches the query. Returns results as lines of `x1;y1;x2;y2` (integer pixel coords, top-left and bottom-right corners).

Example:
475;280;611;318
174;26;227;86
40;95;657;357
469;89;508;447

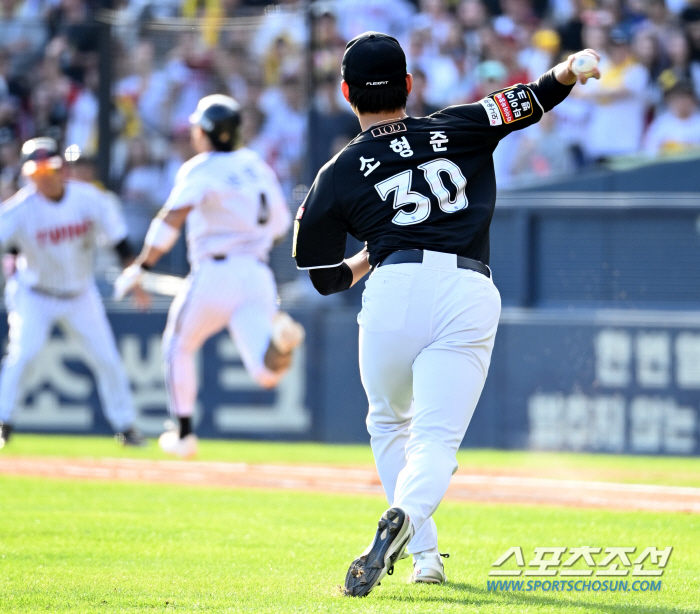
20;137;63;175
189;94;241;152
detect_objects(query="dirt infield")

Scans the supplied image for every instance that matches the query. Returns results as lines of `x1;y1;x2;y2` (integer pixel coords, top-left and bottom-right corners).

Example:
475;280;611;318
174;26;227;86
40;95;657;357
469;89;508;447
2;456;700;513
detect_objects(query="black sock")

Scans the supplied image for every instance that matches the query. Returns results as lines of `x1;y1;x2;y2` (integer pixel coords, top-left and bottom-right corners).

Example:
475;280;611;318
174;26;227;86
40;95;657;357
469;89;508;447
179;417;193;439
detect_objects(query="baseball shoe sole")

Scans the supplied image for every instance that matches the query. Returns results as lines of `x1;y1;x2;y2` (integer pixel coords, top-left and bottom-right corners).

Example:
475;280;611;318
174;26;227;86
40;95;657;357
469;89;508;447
410;552;449;584
344;507;413;597
158;429;198;459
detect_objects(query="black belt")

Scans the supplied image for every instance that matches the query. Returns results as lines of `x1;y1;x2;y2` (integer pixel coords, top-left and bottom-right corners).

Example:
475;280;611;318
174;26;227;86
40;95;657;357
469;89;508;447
212;254;227;261
377;250;491;278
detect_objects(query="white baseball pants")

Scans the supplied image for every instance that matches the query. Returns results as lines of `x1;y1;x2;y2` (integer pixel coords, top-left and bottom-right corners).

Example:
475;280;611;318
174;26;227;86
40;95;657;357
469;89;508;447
0;282;136;432
163;255;279;418
358;250;501;554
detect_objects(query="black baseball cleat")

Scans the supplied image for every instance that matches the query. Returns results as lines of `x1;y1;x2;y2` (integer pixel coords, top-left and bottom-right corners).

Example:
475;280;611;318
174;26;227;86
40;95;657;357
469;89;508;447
115;427;147;447
0;423;12;449
344;507;414;597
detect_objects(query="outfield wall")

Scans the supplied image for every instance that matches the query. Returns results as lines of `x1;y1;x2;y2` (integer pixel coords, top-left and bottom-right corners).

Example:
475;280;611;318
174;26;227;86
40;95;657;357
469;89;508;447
5;306;700;456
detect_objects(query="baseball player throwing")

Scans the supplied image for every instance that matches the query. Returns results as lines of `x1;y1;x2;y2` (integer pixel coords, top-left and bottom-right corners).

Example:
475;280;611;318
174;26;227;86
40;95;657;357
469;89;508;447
114;94;304;459
294;33;600;596
0;138;147;449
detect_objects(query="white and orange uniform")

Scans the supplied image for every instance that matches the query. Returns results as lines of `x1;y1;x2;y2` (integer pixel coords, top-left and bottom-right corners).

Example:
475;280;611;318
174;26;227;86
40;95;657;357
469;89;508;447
162;147;291;418
0;180;136;431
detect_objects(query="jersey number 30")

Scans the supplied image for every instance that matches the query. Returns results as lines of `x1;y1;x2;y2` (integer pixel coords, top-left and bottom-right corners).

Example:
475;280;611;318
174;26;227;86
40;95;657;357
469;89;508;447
374;158;468;226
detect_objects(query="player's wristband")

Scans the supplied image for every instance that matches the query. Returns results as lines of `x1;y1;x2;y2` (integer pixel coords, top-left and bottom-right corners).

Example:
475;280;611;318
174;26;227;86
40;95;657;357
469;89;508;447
145;218;180;252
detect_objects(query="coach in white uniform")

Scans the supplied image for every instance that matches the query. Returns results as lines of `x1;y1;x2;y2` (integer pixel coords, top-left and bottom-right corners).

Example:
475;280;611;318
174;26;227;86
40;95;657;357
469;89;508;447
0;138;146;449
114;94;304;459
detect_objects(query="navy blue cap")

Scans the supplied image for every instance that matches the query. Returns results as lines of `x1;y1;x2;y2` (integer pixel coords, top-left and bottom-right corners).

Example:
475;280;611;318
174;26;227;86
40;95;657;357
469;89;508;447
341;31;407;87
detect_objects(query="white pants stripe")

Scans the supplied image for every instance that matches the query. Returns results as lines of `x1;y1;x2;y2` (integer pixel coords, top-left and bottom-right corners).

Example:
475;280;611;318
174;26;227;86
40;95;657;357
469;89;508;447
162;256;279;418
359;251;501;554
0;281;136;432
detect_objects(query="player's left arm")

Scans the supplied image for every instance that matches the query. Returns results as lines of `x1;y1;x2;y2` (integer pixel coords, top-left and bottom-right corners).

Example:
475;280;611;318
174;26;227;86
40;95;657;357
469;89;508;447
113;164;203;300
113;205;191;301
136;205;191;269
444;50;600;140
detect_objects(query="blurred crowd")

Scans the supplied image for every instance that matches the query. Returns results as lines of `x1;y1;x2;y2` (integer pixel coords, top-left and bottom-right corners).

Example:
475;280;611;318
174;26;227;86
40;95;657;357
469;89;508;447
1;0;700;228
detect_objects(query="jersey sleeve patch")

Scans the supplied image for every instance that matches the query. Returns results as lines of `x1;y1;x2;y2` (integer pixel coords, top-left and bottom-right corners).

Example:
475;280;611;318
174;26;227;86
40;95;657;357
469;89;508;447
489;86;535;124
479;97;503;126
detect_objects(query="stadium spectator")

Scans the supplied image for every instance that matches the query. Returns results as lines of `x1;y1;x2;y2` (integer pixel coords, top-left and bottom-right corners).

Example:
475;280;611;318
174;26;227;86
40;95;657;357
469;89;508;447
116;40;171;137
632;28;664;83
579;27;649;160
407;28;460;108
681;7;700;62
644;80;700;154
332;0;415;43
164;31;215;132
413;0;454;49
311;9;346;83
64;64;98;154
0;0;46;75
457;0;490;70
656;28;700;102
510;111;575;183
255;72;306;195
308;74;358;177
212;42;249;105
0;127;19;199
120;137;164;210
406;68;441;117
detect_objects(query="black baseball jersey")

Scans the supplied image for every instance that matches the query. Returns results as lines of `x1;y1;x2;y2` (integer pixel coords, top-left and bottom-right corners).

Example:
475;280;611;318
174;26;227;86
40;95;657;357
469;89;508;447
294;69;573;270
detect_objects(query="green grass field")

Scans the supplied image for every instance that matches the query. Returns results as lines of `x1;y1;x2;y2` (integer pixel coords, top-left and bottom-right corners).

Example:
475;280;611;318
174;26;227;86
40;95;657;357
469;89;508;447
1;435;699;612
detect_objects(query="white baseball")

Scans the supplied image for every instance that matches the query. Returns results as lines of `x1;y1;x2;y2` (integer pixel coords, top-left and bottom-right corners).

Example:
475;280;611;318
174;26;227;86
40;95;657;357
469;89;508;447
571;52;598;76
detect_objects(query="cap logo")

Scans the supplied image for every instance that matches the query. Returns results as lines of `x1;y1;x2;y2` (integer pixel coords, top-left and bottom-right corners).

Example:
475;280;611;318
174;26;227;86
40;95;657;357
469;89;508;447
366;81;389;86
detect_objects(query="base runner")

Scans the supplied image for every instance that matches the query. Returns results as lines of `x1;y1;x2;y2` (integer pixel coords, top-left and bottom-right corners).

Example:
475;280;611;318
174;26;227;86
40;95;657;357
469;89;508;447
114;94;304;459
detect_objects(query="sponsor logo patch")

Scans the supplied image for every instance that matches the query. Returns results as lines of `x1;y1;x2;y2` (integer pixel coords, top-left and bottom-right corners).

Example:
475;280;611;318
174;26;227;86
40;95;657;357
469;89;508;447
295;205;305;220
371;122;407;137
492;87;534;124
479;97;503;126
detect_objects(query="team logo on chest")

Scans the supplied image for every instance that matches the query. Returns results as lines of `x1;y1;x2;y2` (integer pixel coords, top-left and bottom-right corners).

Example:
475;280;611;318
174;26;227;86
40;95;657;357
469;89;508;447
36;220;93;246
